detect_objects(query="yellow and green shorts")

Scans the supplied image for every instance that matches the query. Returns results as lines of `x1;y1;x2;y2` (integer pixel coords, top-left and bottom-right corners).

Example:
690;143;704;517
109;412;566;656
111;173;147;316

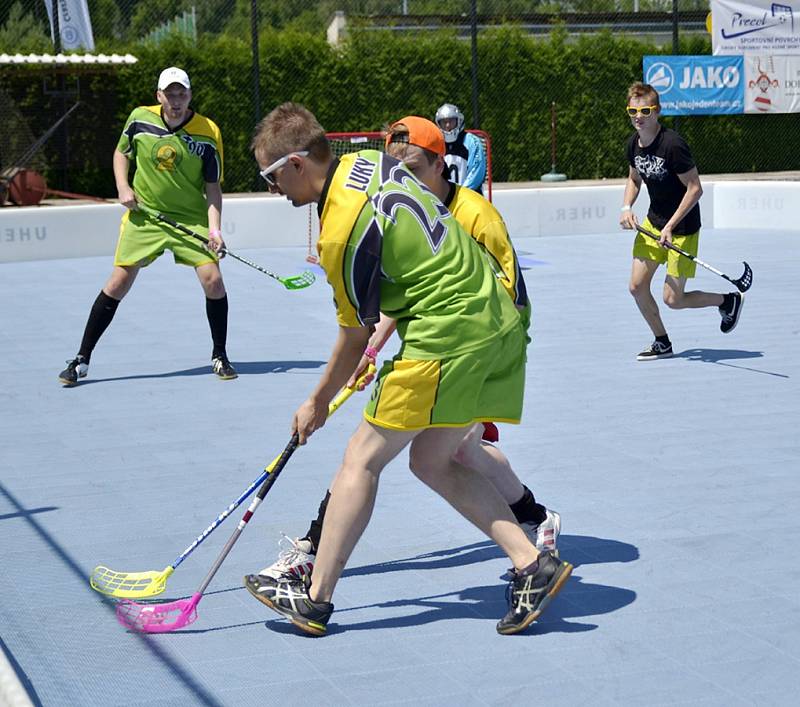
364;322;527;432
632;217;699;279
113;209;218;268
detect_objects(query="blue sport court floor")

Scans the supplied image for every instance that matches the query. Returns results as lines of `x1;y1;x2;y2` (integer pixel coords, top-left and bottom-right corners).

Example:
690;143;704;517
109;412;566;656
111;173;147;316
1;228;798;706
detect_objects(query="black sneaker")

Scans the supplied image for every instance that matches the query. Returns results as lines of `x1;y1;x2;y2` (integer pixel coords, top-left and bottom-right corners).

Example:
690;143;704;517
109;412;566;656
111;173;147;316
636;341;673;361
58;356;88;386
496;551;573;635
243;573;333;636
719;292;744;334
211;354;238;380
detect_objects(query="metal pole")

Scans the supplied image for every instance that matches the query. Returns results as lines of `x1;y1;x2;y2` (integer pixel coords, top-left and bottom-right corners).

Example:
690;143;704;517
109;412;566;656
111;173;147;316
53;0;61;53
251;0;261;190
470;0;480;128
672;0;680;133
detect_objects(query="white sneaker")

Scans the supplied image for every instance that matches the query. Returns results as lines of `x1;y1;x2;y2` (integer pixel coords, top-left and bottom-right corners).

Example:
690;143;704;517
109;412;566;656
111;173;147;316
257;534;315;580
521;509;561;557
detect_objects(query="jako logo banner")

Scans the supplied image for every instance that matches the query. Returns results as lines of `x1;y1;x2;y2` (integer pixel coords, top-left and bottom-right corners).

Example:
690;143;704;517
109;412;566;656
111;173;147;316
643;55;744;115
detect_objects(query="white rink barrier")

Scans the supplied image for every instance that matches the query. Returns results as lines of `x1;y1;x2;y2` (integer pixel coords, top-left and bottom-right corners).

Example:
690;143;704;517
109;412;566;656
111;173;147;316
0;180;797;263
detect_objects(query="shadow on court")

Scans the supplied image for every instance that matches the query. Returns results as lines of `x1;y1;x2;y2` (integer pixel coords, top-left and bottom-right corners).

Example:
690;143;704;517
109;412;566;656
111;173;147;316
676;348;789;378
0;482;224;707
264;572;635;637
342;534;639;578
0;506;58;522
257;535;638;635
73;359;326;384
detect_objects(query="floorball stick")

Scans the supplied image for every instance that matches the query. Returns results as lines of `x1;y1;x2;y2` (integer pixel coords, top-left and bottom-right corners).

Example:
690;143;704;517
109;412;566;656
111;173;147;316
137;204;315;290
92;366;373;601
636;224;752;292
113;366;374;632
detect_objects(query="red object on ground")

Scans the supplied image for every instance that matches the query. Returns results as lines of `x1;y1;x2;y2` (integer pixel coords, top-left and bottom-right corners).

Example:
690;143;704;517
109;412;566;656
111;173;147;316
482;422;499;443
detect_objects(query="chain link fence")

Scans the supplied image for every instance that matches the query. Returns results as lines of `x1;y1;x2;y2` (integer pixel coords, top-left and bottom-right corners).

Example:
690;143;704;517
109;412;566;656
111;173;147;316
1;0;795;200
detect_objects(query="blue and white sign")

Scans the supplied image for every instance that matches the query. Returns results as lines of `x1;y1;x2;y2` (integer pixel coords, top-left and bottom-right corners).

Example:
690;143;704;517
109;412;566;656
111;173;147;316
712;0;800;55
643;55;744;115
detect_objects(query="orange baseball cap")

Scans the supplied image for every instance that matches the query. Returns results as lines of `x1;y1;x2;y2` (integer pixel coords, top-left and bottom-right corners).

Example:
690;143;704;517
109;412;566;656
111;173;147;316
385;116;445;157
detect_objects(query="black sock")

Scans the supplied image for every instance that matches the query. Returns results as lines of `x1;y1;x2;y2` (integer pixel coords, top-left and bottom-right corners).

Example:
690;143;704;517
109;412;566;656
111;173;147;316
206;295;228;358
655;334;671;346
303;491;330;553
78;291;120;362
509;486;547;526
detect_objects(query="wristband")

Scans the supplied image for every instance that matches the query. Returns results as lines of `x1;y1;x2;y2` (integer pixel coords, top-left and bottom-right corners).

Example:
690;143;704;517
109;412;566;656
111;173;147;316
620;205;632;212
209;229;222;238
364;346;378;360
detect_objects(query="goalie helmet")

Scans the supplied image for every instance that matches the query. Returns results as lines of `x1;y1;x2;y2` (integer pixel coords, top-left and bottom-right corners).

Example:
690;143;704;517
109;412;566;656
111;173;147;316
435;103;464;143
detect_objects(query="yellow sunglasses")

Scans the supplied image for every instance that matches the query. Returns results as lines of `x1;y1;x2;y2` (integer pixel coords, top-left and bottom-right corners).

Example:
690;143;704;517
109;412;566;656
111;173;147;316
626;105;658;117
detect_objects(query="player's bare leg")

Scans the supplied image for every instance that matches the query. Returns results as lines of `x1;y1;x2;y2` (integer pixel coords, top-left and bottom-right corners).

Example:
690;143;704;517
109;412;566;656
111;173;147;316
663;275;723;309
103;264;140;300
308;422;416;602
629;257;665;336
453;423;524;503
408;426;539;572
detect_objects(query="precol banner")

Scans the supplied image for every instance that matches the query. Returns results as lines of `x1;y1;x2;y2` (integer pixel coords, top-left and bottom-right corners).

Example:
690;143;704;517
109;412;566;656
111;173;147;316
744;54;800;112
711;0;800;54
643;55;744;115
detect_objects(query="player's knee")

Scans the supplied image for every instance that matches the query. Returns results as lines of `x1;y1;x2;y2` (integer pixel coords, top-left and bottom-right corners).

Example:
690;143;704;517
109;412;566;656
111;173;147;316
663;290;683;309
203;274;226;298
629;280;648;299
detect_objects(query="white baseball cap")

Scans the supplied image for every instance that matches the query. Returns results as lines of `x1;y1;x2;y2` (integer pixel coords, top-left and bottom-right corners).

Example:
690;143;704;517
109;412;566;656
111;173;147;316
157;67;191;91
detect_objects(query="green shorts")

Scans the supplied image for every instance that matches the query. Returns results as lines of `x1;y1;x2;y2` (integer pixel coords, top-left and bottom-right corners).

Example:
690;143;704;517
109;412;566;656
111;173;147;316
364;322;527;431
114;209;218;268
632;217;698;279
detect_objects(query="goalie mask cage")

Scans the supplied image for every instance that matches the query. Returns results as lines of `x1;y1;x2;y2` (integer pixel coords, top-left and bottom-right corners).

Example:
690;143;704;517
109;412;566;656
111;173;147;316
305;129;493;263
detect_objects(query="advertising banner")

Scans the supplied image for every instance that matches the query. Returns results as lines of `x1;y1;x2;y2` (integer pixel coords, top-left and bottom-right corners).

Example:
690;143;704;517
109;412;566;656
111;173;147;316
643;55;744;115
43;0;95;51
744;54;800;111
711;0;800;54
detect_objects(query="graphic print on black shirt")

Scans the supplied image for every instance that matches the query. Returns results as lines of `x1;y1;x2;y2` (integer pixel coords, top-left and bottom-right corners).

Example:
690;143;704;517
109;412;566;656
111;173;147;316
627;126;701;235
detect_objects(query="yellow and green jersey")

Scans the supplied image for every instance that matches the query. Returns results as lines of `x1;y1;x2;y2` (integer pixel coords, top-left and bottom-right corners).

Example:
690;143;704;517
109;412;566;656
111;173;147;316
116;105;223;226
317;150;521;360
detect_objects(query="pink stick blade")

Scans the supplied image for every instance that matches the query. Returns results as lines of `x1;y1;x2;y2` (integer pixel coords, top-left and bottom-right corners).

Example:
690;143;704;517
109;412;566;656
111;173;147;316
116;593;201;633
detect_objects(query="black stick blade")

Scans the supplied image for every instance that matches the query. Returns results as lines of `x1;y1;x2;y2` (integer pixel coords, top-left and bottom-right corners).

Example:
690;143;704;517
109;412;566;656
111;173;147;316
732;262;753;293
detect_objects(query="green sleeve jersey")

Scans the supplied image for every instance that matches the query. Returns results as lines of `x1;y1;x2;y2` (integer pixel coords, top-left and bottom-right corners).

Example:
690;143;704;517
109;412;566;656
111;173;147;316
317;150;521;360
116;105;223;227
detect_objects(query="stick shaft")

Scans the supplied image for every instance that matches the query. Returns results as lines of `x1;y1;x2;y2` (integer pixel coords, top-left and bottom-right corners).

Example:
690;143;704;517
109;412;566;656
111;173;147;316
636;225;728;279
137;204;286;282
170;467;272;570
169;370;366;571
195;435;299;595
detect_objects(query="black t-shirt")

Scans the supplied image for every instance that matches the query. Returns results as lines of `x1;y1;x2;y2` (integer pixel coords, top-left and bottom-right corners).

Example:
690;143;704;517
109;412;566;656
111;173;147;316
626;126;701;234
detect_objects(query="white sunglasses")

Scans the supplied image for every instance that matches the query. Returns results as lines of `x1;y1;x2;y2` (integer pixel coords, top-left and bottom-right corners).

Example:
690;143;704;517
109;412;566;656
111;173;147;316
259;150;309;187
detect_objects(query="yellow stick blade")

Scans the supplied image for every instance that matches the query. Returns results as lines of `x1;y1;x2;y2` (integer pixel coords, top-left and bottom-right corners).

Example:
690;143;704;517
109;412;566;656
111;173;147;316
89;565;174;598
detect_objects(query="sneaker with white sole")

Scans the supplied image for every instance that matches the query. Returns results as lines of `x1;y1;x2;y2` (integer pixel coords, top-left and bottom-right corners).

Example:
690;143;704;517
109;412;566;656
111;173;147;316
58;356;88;386
719;292;744;334
211;354;238;380
257;535;315;580
521;509;561;557
243;572;332;636
636;341;673;361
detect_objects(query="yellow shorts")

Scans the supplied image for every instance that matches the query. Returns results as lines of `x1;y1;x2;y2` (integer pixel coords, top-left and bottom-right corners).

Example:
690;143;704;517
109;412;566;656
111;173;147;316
632;217;698;279
364;323;527;431
114;209;218;268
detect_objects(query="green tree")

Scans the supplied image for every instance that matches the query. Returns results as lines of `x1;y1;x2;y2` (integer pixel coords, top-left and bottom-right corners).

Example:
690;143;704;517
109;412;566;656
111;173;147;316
0;2;50;53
